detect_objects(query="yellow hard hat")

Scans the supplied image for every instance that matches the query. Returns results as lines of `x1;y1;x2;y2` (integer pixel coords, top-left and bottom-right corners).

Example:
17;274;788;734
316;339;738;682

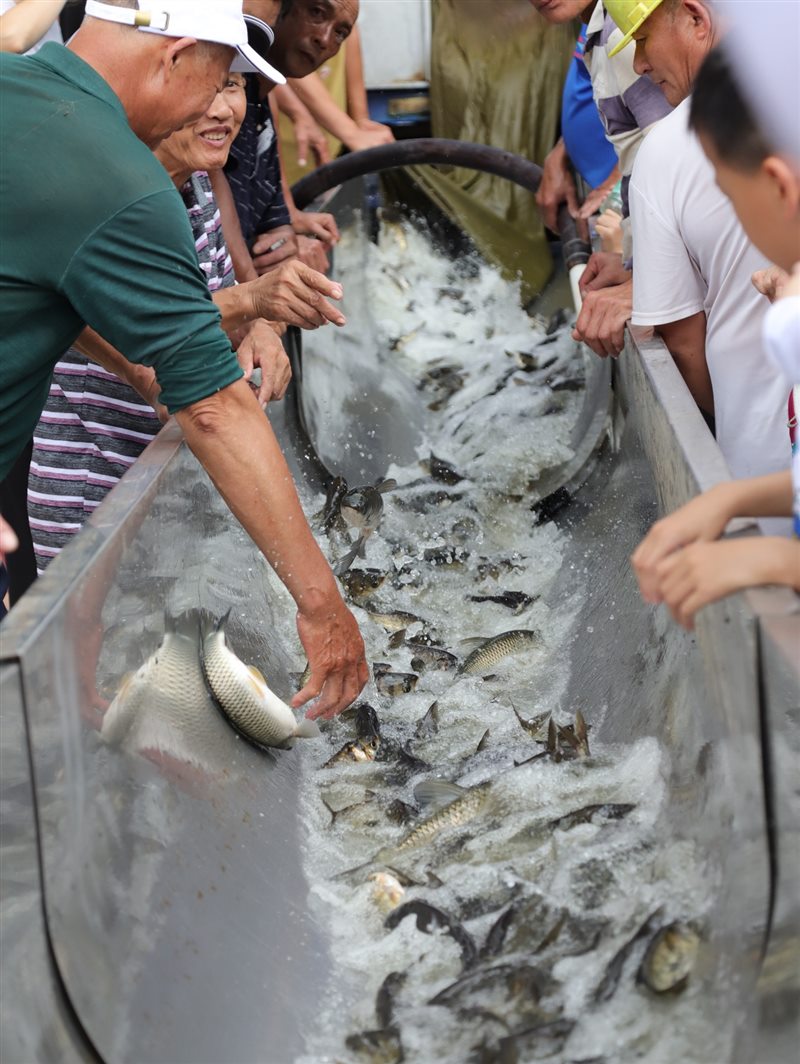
605;0;666;58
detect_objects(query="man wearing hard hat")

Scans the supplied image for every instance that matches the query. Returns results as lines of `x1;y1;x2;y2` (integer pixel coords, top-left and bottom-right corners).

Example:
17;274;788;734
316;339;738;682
604;0;791;487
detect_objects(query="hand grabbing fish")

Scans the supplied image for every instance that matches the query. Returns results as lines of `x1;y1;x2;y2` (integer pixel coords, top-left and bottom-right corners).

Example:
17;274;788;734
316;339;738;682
200;610;320;750
334;477;397;576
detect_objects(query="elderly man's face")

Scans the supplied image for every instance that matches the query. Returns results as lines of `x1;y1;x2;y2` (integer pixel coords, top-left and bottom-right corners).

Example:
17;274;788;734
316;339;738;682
632;1;714;107
142;42;235;147
271;0;359;79
528;0;592;24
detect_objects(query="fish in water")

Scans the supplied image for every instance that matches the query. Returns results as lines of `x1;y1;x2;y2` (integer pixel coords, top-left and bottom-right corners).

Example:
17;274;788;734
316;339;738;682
316;475;348;534
199;611;319;750
459;630;541;675
345;1027;403;1064
388;779;494;858
414;700;440;739
323;736;380;767
375;971;407;1029
340;568;387;599
420;453;465;486
407;640;459;673
363;605;425;632
548;803;635;832
374;670;418;696
509;703;550;740
594;909;663;1004
469;591;538;614
369;872;406;914
638;922;701;994
385;900;478;970
335;479;397;576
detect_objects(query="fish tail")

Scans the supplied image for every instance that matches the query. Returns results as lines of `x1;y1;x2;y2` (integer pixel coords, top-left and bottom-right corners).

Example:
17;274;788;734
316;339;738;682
294;717;321;740
166;608;208;645
334;539;363;576
195;607;222;645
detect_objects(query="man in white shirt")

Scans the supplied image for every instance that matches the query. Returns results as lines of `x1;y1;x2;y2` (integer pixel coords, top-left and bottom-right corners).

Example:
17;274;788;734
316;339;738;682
618;0;791;480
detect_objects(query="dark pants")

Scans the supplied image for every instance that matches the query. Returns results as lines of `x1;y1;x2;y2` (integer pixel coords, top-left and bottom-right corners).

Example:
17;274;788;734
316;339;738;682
0;440;38;609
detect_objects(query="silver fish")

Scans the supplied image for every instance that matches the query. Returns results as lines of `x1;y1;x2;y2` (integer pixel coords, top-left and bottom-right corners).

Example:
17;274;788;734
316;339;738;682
363;605;424;632
459;629;541;675
335;479;397;576
382;779;494;859
638;923;701;994
375;671;418;696
200;612;319;750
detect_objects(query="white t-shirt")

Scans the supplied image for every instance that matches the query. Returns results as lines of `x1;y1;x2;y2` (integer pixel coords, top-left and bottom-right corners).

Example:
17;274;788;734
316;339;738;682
0;0;63;54
630;99;791;482
763;297;800;536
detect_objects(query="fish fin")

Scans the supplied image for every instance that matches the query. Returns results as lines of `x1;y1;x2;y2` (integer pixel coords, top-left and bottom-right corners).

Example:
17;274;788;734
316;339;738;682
165;608;207;644
476;728;490;753
294;717;322;740
247;664;267;685
194;607;221;644
334;538;364;576
458;636;489;649
575;709;588;740
414;779;466;809
376;478;398;493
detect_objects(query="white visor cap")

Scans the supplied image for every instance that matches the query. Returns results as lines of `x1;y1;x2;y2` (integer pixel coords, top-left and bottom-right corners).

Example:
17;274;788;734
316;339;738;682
83;1;286;84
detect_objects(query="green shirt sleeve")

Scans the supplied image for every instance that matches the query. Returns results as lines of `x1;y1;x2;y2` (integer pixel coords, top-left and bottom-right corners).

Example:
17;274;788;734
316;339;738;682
61;188;243;414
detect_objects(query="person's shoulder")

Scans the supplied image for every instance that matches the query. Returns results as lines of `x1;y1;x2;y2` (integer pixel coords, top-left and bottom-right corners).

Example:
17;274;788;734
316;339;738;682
633;100;694;172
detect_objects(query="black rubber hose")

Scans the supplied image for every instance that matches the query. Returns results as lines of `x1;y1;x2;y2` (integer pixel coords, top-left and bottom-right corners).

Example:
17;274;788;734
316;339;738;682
291;137;591;269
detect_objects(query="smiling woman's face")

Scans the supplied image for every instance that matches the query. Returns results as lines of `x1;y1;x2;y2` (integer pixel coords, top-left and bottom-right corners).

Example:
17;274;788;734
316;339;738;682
155;73;248;184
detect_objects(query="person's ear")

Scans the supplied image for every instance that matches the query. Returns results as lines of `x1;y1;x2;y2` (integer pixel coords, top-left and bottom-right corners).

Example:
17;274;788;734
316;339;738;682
684;0;713;42
160;36;200;78
762;156;800;220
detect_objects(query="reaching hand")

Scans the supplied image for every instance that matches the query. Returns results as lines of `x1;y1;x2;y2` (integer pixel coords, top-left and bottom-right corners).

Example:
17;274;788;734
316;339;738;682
579;251;630;294
751;264;790;304
293;113;331;169
249;259;346;329
572;277;632;358
295;234;330;274
292;210;340;249
292;600;369;720
235;320;292;405
631;484;736;604
251;225;300;274
535;140;579;234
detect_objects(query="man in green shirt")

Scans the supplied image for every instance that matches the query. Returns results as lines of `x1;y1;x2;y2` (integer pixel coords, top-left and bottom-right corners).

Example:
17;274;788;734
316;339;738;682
0;0;368;717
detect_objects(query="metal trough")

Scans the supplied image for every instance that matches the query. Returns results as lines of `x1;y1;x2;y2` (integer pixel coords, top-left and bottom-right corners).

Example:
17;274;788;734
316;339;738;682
1;192;797;1063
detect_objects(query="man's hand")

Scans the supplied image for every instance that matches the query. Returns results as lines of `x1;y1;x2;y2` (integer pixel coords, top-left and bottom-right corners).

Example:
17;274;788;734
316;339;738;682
572;277;632;358
594;209;623;256
293;112;331;169
631;483;736;604
249;259;346;329
575;165;621;221
347;123;395;153
235;320;292;405
295;235;329;274
655;538;800;630
251;225;299;274
752;264;790;304
579;252;630;294
536;139;579;234
292;210;340;249
292;600;369;720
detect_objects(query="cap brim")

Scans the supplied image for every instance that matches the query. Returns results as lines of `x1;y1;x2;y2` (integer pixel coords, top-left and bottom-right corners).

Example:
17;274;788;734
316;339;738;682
232;41;285;84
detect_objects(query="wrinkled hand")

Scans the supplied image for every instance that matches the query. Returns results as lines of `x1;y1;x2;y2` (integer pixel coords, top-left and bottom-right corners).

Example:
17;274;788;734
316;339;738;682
595;209;623;256
579;251;630;294
292;210;340;249
575;171;619;221
536;140;579;233
292;600;369;719
251;225;300;274
295;234;330;274
249;259;346;329
752;264;790;304
572;277;632;357
631;484;735;604
654;538;796;630
236;320;291;404
293;113;331;169
780;261;800;300
348;122;395;153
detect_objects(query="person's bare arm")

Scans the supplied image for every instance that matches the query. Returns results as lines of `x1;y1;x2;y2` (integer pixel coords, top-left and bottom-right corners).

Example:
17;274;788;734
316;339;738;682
272;82;331;169
0;0;66;53
174;380;368;718
213;259;346;331
656;312;714;417
208;169;259;283
290;69;394;152
632;471;793;604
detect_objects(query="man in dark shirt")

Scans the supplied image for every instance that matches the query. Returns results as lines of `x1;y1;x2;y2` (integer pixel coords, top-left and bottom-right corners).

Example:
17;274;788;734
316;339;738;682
223;0;358;276
0;0;367;716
